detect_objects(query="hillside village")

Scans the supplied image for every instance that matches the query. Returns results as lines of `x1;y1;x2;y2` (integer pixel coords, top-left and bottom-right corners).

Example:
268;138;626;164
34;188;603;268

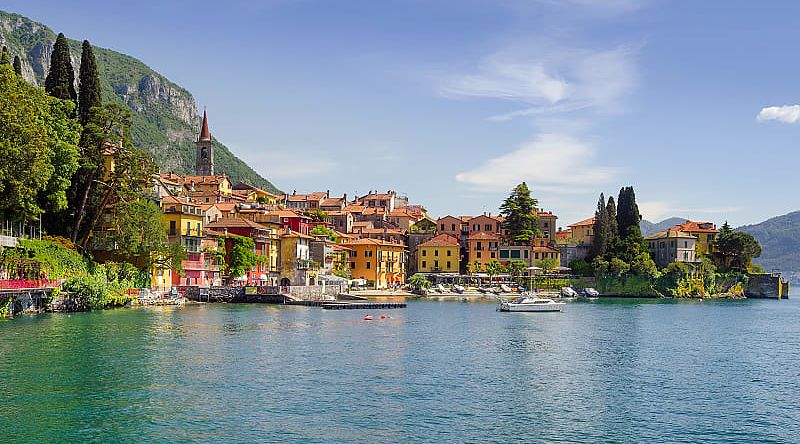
113;110;739;292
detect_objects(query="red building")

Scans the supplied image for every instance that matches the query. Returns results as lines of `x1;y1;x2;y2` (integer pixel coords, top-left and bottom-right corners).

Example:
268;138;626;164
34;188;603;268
205;218;276;284
267;209;312;235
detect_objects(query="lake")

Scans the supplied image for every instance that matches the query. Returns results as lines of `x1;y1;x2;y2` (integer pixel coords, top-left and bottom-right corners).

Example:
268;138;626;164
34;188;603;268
2;294;799;443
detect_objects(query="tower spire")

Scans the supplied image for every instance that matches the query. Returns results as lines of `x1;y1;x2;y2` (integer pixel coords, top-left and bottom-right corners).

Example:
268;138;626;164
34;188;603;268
199;108;211;141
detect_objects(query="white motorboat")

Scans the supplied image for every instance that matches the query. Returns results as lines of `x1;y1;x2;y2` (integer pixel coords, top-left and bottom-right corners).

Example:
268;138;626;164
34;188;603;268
497;296;566;312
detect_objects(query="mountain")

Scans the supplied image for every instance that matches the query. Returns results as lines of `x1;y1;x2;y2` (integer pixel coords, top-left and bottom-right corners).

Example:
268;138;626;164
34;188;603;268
738;211;800;277
0;10;280;194
640;217;686;236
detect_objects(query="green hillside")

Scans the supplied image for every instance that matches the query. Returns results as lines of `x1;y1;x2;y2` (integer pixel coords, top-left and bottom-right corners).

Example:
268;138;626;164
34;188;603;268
738;211;800;276
0;10;280;193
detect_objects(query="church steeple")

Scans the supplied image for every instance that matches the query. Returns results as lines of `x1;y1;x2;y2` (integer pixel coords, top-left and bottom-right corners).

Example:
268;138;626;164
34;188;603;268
199;109;211;141
195;108;215;175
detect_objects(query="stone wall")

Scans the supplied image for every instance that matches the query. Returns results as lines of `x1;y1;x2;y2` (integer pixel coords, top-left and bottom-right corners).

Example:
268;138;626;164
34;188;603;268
746;274;790;299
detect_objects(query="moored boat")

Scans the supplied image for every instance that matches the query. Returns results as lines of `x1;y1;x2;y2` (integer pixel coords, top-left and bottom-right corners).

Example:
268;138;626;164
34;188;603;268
497;296;566;312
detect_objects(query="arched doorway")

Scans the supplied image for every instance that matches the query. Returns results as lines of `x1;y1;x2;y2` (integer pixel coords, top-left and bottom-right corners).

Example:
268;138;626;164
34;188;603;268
280;277;291;287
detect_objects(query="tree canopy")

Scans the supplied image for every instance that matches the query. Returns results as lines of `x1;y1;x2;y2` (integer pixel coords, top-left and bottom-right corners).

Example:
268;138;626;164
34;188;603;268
44;33;77;102
0;64;80;222
500;182;542;242
715;222;762;272
78;40;101;126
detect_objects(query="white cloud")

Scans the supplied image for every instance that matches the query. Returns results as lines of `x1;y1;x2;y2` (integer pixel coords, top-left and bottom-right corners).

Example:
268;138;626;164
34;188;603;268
757;105;800;123
454;133;616;192
439;44;637;121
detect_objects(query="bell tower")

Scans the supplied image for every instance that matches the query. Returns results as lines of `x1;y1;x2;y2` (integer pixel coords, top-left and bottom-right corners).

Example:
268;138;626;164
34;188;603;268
195;109;215;176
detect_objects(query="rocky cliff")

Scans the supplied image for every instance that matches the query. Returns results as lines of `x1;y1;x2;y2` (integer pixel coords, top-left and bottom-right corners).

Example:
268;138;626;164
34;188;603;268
0;10;280;193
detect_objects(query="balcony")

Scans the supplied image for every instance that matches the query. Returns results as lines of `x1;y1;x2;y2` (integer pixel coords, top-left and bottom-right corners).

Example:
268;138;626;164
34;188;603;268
296;259;315;270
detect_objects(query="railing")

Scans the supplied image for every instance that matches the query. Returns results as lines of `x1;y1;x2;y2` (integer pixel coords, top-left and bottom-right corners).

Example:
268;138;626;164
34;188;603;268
296;259;314;270
0;279;63;290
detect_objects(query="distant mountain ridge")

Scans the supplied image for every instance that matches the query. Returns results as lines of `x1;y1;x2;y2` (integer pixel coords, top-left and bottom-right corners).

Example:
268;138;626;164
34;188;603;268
640;217;686;236
738;211;800;278
0;10;280;194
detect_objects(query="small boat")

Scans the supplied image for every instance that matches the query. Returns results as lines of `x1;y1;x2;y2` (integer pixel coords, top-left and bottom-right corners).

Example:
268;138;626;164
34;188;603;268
582;288;600;298
561;287;579;298
497;296;566;312
453;285;465;294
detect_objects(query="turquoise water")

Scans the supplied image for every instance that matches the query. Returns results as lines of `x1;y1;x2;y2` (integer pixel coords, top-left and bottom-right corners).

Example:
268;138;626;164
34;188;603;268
2;295;800;443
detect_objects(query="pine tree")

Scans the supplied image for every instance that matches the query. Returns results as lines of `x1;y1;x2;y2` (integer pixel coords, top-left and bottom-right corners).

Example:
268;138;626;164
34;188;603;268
13;55;22;77
606;196;619;256
78;40;101;125
0;46;9;65
592;193;608;258
44;33;77;102
500;182;542;242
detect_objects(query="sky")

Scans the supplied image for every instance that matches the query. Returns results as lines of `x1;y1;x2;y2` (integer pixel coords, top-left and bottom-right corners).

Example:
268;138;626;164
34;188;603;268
5;0;800;228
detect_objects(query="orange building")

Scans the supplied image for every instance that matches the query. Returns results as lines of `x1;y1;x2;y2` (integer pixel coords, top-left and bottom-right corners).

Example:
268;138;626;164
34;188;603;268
466;231;500;273
347;238;406;289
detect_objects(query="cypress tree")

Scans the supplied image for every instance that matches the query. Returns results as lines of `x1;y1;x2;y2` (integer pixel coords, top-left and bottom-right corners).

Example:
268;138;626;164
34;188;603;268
616;186;643;242
0;47;9;65
44;33;77;102
606;196;619;256
78;40;101;125
592;193;608;258
13;55;22;77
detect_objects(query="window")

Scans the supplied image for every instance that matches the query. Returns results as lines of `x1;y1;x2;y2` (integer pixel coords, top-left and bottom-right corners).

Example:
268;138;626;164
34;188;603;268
485;224;491;231
169;221;176;235
451;224;456;231
447;250;451;256
524;250;529;259
366;261;371;269
477;252;482;258
534;252;539;259
500;250;509;259
434;260;439;269
510;250;521;259
422;260;427;268
422;250;427;257
186;221;191;233
491;252;496;258
435;250;439;257
351;251;357;257
440;224;445;230
544;222;549;228
447;261;451;269
477;241;483;250
473;224;479;231
684;241;688;248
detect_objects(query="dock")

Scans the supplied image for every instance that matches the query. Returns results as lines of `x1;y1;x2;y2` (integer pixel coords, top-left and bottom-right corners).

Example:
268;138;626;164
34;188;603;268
321;301;407;310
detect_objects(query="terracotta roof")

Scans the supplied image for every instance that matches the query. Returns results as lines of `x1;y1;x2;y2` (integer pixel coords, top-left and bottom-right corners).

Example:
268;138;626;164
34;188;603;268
281;228;314;239
348;237;404;247
568;217;597;228
468;231;500;240
356;227;404;235
330;243;353;251
533;246;559;253
342;205;366;213
206;218;269;231
205;229;227;237
352;221;372;228
161;195;199;206
418;233;460;248
182;175;229;185
267;209;311;219
390;207;423;219
536;211;557;217
320;198;344;207
645;229;697;240
673;221;718;234
211;203;239;212
199;109;211;141
437;215;465;224
362;207;387;216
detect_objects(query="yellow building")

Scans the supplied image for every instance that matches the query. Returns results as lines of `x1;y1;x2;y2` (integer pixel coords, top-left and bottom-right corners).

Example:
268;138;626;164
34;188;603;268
160;196;205;253
672;221;719;256
348;238;406;289
567;217;596;245
417;234;460;273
